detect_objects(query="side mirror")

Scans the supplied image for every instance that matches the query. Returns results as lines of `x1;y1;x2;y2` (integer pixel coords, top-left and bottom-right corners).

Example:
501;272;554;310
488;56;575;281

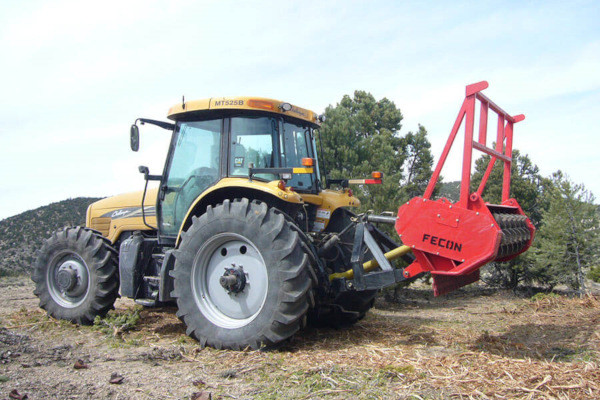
138;165;149;177
130;124;140;152
138;165;161;182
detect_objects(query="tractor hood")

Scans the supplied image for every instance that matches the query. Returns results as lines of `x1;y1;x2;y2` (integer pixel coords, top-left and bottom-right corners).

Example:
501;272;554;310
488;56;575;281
89;189;158;211
86;188;158;242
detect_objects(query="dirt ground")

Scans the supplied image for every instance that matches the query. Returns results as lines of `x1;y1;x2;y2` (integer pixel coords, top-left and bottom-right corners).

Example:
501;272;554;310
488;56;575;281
1;277;599;400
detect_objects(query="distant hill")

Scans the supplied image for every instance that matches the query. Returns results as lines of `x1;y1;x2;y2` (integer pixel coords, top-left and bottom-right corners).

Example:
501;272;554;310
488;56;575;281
0;197;102;276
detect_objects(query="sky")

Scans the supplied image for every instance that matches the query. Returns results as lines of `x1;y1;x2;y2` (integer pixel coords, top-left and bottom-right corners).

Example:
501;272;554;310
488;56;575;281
1;0;599;220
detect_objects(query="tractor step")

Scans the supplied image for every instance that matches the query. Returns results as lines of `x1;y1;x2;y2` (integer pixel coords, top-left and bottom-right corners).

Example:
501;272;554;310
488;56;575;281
143;276;161;284
135;298;156;307
135;287;159;307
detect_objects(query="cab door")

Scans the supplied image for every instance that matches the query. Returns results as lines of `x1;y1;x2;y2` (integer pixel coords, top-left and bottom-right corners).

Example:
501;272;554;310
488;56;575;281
158;119;223;238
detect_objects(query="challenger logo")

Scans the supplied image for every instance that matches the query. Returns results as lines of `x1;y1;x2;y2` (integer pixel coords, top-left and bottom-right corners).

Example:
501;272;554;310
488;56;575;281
111;209;130;218
422;233;462;252
101;207;156;220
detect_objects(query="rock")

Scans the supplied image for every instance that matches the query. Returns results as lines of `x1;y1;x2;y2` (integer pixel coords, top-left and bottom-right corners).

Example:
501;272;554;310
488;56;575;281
191;391;211;400
192;378;206;387
109;372;124;384
9;389;28;400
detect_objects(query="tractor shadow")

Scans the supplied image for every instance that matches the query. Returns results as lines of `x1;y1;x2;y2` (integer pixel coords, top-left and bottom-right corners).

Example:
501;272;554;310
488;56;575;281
470;322;598;361
284;312;444;353
377;287;502;311
138;306;187;336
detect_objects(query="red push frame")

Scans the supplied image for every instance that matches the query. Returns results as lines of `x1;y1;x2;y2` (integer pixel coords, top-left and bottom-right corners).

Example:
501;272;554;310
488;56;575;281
394;81;534;296
423;81;525;208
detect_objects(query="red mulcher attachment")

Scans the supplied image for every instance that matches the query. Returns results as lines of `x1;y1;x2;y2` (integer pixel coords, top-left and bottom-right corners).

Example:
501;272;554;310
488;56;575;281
395;81;535;296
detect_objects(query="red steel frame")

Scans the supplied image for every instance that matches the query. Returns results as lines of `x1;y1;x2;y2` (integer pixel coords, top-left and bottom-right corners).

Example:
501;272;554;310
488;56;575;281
423;81;525;207
394;81;534;296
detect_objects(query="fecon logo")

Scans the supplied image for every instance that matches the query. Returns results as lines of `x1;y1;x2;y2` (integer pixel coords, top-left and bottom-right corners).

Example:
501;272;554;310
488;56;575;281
422;233;463;252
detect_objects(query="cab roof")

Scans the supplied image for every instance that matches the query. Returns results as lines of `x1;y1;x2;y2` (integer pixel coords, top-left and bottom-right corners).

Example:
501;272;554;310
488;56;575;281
167;96;320;127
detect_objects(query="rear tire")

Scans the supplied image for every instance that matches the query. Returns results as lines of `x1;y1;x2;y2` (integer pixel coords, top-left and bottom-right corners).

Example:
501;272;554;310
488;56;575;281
32;227;119;324
172;199;312;350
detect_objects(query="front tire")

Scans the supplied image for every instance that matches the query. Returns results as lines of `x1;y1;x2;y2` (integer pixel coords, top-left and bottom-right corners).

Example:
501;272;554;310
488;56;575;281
172;199;312;350
32;227;119;324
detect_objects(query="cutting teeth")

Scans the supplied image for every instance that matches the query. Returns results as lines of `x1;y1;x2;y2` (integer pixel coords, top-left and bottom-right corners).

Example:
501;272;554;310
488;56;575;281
493;213;531;259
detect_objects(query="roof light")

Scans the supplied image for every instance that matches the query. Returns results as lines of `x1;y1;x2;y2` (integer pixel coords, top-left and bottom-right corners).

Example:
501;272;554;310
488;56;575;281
372;171;383;179
248;99;275;111
280;103;292;112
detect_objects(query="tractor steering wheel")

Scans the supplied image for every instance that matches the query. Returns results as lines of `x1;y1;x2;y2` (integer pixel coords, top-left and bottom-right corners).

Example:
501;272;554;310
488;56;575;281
173;167;218;221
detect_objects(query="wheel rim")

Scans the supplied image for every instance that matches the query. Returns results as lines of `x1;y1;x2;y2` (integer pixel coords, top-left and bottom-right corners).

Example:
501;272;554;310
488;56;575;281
191;233;268;329
47;252;90;308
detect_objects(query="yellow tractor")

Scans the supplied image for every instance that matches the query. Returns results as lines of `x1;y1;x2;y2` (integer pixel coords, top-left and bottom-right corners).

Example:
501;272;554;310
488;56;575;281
33;83;535;350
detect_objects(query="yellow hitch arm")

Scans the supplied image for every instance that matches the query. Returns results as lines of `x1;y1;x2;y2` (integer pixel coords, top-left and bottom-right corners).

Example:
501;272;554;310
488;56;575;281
329;245;412;281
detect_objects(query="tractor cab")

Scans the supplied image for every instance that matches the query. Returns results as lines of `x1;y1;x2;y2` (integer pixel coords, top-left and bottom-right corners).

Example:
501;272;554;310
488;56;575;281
131;97;324;240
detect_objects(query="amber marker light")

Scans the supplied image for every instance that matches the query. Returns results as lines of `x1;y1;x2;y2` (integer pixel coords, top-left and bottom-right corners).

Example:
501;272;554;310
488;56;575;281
301;157;314;167
248;99;275;111
372;171;383;179
277;180;286;191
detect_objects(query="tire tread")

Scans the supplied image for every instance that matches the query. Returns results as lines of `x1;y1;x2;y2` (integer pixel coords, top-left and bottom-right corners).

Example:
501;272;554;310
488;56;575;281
172;198;313;350
31;226;119;325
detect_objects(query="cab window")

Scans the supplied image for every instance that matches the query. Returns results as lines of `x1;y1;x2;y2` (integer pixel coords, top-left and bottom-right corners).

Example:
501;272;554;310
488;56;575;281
229;117;279;181
160;119;222;236
281;121;314;190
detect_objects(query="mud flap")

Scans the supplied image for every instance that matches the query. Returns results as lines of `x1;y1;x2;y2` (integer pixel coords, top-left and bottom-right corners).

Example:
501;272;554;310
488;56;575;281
432;270;480;296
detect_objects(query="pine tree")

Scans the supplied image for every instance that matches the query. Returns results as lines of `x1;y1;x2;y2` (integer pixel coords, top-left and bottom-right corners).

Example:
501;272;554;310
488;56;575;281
471;149;547;226
534;171;600;294
470;149;549;288
401;125;435;201
317;90;435;214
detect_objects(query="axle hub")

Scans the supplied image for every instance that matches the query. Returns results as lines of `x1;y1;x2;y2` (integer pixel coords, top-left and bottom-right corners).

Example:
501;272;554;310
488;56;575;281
56;268;78;291
219;264;246;293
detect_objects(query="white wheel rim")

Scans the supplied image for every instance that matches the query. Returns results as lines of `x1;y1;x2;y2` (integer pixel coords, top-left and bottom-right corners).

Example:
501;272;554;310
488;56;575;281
47;252;90;308
191;233;269;329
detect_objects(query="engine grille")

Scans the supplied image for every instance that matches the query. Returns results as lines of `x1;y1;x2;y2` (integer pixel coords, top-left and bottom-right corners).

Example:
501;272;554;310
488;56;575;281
90;217;111;237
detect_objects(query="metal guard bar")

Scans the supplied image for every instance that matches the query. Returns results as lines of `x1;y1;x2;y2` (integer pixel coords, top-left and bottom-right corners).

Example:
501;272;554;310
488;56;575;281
423;81;525;207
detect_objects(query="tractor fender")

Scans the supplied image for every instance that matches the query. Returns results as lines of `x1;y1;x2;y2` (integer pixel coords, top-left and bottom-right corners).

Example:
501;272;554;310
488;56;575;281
175;178;303;246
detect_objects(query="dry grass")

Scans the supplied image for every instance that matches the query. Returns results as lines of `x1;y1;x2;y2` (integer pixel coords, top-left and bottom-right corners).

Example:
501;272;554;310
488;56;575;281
2;281;599;399
140;292;600;399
